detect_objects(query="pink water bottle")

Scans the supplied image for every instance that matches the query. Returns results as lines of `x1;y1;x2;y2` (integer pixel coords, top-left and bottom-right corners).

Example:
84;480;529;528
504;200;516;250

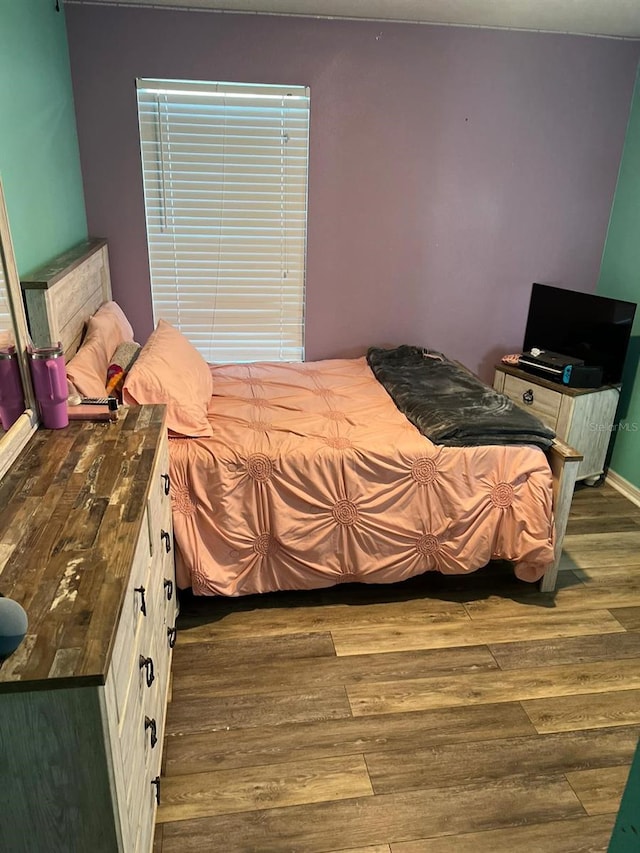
29;344;69;429
0;345;25;430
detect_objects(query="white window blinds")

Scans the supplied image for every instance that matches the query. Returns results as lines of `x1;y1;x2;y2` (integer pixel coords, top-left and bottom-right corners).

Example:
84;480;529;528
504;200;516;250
136;79;309;363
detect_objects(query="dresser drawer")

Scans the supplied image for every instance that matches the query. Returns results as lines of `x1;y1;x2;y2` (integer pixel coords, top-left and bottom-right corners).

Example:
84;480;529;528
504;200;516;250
503;373;562;429
121;684;148;823
120;560;171;851
120;630;163;841
147;429;172;559
124;659;165;853
124;719;160;845
135;780;160;853
111;515;152;720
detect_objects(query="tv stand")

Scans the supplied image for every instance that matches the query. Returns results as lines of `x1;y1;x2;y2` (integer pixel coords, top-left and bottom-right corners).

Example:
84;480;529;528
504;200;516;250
493;363;620;484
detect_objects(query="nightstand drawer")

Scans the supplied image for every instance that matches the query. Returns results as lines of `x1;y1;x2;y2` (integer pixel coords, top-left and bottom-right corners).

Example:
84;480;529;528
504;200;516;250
503;373;562;429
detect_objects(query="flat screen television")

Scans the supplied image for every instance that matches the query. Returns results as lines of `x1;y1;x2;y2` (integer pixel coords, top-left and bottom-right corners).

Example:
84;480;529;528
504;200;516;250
523;283;637;386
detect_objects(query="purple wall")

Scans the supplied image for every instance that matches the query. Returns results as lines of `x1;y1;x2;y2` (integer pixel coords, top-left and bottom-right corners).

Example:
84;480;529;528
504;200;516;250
65;6;639;379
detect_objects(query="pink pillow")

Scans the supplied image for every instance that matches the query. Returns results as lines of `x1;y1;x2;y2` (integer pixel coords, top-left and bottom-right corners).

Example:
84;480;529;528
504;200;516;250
66;302;135;397
122;320;213;437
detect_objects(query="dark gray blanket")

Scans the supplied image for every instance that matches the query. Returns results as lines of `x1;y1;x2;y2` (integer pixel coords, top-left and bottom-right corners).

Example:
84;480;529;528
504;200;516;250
366;345;555;450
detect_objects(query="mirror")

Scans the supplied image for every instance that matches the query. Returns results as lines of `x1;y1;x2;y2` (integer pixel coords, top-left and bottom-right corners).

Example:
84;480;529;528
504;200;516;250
0;178;38;480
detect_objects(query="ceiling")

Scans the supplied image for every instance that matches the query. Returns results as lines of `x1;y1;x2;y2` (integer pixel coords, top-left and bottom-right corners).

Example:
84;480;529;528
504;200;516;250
66;0;640;39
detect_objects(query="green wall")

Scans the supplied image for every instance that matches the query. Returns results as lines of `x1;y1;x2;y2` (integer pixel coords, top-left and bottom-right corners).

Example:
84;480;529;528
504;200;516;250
0;0;87;275
609;738;640;851
597;65;640;490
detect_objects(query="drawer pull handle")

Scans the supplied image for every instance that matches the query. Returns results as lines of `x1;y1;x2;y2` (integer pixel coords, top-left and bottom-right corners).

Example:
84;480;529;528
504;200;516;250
139;655;155;687
134;585;147;616
161;529;172;553
522;389;534;405
151;776;161;805
161;473;170;496
144;716;158;748
164;578;174;601
167;626;177;648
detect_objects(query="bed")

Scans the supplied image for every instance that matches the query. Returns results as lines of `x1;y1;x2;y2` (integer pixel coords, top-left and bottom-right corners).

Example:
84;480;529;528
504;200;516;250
23;240;582;595
168;353;560;595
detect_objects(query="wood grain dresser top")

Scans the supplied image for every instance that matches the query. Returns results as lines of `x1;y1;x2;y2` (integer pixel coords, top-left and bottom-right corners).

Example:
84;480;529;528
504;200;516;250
0;405;167;693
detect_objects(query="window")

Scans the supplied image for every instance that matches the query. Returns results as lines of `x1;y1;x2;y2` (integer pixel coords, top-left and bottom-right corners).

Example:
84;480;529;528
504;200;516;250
136;79;309;362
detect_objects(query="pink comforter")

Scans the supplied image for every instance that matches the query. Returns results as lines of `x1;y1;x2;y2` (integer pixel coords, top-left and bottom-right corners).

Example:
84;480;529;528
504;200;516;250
169;357;555;595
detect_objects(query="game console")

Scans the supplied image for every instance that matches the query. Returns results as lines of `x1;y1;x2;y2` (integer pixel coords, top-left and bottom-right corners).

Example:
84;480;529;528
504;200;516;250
518;349;604;388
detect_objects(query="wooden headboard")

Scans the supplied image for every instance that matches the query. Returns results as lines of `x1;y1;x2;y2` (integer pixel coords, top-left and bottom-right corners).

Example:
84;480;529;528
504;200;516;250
21;238;112;359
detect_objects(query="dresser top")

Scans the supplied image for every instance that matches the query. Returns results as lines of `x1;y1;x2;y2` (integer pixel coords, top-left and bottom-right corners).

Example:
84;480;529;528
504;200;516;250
494;362;620;397
0;405;167;692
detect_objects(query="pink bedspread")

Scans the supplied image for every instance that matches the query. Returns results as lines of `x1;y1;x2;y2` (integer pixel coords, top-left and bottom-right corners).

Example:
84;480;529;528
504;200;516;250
169;357;555;596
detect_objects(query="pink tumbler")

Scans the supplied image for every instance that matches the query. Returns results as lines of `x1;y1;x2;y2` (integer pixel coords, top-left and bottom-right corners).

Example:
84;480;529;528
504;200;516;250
29;345;69;429
0;346;25;430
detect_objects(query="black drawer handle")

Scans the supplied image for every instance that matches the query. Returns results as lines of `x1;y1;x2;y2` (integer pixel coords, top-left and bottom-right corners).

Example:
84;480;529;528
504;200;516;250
134;585;147;616
161;473;170;496
164;578;174;601
167;626;177;648
522;389;534;405
139;655;155;687
144;715;158;748
151;776;161;805
161;529;172;553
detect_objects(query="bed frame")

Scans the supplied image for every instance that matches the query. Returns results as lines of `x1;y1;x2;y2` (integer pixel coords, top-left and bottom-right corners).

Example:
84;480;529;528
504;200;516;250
20;238;582;593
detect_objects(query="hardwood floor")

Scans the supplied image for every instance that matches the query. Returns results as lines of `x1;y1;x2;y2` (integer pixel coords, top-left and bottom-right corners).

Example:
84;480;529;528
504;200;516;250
154;483;640;852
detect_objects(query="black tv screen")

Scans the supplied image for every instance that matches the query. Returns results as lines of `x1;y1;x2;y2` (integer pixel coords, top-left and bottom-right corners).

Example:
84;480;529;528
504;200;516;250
523;283;637;385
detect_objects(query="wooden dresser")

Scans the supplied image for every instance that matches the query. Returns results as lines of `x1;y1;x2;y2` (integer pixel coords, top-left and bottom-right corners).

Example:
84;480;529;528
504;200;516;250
0;405;177;853
494;363;620;484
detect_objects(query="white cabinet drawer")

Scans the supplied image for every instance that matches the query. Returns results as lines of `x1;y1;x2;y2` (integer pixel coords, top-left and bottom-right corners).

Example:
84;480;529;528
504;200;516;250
503;373;562;429
147;428;172;559
122;692;147;828
111;516;152;720
135;781;159;853
119;627;162;848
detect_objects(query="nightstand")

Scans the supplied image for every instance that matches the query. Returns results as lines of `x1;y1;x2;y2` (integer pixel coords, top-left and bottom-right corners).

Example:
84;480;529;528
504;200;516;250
494;363;620;484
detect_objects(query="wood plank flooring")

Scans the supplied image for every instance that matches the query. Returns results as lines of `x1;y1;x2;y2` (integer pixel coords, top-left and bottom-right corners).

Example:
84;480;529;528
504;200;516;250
154;483;640;852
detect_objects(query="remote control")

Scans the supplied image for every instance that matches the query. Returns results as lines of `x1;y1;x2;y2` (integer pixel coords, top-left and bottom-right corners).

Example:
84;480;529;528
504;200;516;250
81;397;119;411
